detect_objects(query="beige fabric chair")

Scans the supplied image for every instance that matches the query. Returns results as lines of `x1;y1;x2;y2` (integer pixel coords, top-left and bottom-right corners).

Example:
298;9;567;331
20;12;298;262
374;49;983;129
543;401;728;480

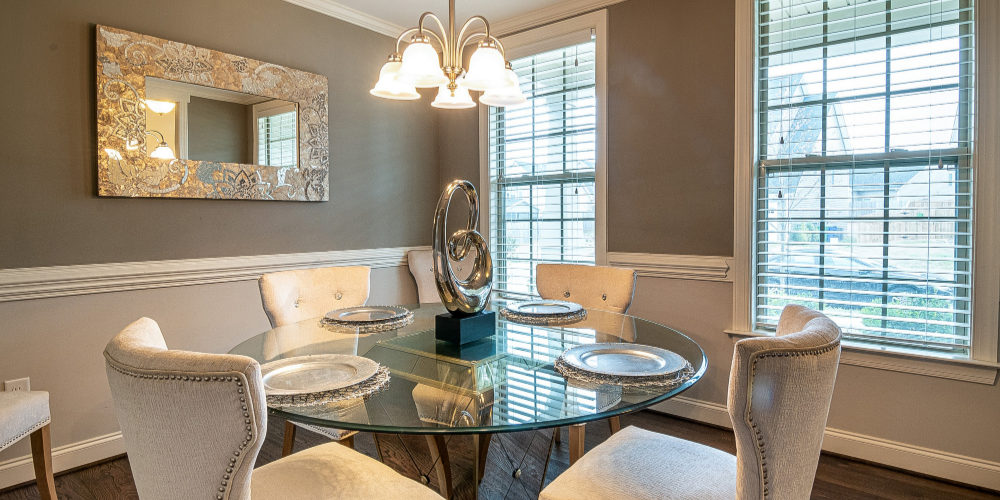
540;305;842;500
104;317;443;500
0;391;56;499
258;266;370;455
407;250;439;304
536;264;637;314
536;263;637;453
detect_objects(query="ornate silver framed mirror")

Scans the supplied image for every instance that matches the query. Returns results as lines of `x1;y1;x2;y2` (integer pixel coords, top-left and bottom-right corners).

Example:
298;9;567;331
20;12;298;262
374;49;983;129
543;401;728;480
96;26;329;201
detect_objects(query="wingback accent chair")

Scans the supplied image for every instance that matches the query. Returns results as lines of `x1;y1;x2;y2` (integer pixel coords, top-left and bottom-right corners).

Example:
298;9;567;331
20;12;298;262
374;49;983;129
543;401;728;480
539;305;842;500
104;317;444;500
0;391;56;499
258;266;370;456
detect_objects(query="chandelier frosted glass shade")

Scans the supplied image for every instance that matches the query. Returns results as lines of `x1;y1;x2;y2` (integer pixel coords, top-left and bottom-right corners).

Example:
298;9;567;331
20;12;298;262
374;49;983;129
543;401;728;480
371;61;421;100
479;69;527;107
397;40;448;88
431;84;475;109
463;43;514;91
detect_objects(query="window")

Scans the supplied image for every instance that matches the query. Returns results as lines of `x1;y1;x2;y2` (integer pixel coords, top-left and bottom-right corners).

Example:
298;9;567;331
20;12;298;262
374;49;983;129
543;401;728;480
754;0;977;355
254;102;297;168
484;13;607;297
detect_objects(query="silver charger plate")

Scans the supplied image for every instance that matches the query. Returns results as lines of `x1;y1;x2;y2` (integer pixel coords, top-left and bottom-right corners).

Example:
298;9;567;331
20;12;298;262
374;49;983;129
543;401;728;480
500;300;587;325
561;343;687;377
325;305;411;324
505;300;583;316
260;354;380;396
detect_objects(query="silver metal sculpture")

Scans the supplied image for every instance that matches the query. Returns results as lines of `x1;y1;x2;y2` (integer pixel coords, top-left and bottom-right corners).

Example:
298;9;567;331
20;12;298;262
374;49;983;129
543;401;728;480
433;180;493;316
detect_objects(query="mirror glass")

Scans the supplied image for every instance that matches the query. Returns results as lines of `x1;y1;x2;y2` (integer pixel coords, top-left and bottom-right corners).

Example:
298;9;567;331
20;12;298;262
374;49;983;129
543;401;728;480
143;76;298;167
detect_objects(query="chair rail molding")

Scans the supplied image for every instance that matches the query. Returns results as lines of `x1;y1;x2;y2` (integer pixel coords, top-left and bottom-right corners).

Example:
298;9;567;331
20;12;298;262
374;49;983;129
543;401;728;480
607;252;733;282
652;397;1000;491
0;246;429;303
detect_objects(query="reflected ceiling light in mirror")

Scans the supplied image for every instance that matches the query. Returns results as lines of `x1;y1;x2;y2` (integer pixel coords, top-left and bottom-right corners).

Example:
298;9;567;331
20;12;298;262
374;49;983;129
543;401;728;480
479;64;527;108
370;56;421;100
370;0;517;108
143;99;176;114
145;130;175;160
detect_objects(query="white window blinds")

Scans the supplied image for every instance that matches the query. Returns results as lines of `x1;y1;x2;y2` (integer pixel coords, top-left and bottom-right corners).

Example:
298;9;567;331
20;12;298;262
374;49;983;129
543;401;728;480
488;40;597;296
755;0;975;354
257;110;297;168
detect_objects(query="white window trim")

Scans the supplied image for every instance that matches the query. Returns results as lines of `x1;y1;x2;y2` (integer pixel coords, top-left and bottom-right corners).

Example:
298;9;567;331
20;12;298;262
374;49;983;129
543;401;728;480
252;101;299;166
730;0;1000;380
478;9;609;268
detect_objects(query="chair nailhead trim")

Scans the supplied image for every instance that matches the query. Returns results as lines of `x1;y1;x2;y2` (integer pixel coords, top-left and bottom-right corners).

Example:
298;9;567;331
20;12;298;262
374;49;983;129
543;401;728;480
0;418;50;452
106;362;258;500
746;341;840;499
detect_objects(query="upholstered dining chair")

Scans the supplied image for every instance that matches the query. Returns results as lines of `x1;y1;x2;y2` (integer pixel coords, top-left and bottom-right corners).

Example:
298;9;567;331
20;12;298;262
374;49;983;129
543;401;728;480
407;249;439;304
535;263;637;452
0;391;56;500
104;317;444;500
539;304;842;500
258;266;370;456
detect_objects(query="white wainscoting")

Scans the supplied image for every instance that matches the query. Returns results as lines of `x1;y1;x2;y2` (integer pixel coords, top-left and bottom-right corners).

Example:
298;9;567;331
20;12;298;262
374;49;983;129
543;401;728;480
0;246;428;303
607;252;733;282
653;397;1000;491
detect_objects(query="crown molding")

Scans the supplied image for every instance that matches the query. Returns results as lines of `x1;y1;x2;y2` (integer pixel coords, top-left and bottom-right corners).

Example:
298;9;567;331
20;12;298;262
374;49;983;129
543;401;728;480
282;0;405;37
283;0;627;39
0;246;428;303
491;0;628;37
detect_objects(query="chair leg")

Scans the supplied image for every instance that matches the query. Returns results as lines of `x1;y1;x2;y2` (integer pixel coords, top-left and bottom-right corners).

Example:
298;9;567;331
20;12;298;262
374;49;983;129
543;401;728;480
608;416;621;434
339;434;355;449
426;435;453;499
29;424;56;500
474;434;492;485
569;424;585;465
554;426;562;443
281;421;297;457
371;433;385;463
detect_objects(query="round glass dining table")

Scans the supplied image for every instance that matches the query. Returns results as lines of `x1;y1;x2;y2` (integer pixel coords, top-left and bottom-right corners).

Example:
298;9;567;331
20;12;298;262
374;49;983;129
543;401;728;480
230;302;705;435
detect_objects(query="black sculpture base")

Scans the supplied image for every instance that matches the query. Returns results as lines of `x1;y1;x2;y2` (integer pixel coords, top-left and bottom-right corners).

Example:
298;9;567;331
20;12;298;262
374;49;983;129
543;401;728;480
435;311;496;346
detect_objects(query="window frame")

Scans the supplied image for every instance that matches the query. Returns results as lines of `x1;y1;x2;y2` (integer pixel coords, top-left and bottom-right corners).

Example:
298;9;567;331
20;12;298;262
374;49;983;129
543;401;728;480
731;0;1000;372
479;10;609;295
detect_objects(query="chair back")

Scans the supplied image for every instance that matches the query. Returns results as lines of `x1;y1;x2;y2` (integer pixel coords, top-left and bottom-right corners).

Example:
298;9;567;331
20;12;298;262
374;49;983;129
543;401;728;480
104;318;266;500
536;264;637;314
259;266;370;328
728;305;842;500
407;249;440;304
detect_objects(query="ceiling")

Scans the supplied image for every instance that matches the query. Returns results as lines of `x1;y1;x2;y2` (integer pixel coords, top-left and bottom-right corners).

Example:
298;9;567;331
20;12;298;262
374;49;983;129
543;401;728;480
330;0;573;32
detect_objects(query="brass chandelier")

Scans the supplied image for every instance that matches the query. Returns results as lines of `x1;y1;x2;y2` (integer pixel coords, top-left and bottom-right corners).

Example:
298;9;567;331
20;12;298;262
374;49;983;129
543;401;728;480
370;0;527;109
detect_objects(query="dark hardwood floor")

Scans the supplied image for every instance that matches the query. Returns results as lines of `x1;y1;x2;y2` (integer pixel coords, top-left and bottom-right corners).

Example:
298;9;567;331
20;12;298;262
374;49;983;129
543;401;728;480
1;411;996;500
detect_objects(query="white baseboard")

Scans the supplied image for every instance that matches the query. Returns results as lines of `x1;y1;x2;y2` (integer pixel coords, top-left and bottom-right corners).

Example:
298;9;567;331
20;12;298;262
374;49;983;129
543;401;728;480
0;246;429;303
0;432;124;490
652;396;1000;491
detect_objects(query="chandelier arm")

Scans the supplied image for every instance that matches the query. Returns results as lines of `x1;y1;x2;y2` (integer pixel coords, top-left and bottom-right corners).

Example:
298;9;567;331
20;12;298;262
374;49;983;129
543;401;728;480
395;27;421;53
419;13;451;66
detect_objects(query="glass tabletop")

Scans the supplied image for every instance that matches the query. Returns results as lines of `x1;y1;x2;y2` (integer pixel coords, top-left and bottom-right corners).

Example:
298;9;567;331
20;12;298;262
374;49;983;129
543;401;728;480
229;303;706;435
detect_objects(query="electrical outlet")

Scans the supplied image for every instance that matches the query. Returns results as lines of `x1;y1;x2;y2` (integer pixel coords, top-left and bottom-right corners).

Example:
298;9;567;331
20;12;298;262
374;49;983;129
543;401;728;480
4;378;29;392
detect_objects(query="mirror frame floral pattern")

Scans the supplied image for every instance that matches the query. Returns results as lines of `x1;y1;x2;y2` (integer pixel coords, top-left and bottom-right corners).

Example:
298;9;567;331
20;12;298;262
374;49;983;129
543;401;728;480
96;26;329;201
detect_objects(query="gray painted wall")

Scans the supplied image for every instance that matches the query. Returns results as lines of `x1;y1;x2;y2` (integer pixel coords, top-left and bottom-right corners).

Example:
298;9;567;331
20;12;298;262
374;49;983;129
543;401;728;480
0;0;439;270
187;96;250;164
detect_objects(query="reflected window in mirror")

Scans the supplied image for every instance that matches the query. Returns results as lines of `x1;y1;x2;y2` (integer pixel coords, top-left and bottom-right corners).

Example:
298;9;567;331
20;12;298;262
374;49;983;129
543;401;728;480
254;101;298;168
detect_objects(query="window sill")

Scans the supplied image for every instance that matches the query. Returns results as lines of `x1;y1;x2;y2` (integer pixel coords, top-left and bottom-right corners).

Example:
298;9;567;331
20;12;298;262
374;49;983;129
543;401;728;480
724;330;1000;384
